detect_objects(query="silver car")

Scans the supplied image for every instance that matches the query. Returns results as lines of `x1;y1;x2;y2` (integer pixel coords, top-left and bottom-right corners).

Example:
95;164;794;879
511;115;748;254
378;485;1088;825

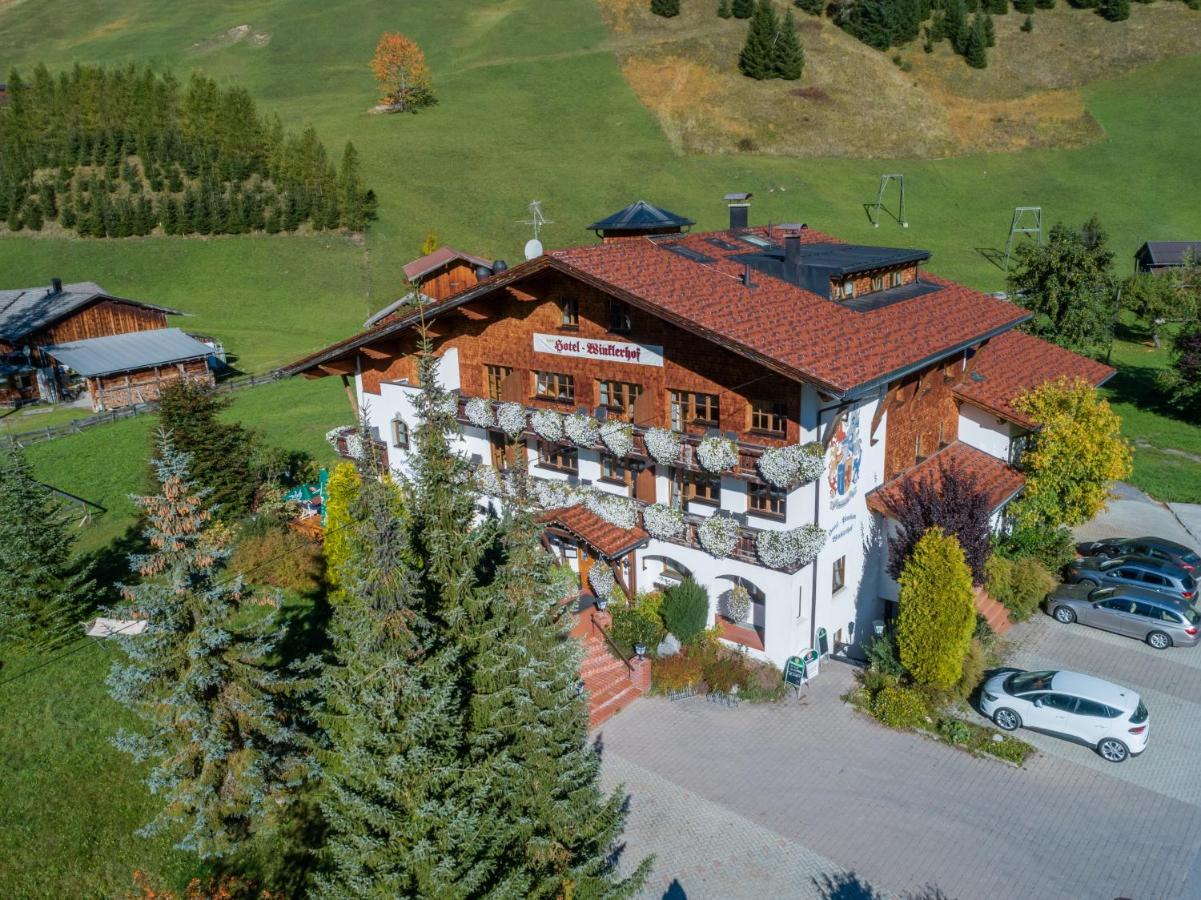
1048;585;1201;649
1065;555;1197;603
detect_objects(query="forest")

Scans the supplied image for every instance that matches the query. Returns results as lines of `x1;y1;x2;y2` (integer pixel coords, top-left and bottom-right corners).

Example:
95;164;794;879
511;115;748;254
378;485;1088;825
0;65;376;238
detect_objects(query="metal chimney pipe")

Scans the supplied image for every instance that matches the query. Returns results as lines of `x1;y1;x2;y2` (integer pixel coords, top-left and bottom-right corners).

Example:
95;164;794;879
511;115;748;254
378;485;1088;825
784;234;801;267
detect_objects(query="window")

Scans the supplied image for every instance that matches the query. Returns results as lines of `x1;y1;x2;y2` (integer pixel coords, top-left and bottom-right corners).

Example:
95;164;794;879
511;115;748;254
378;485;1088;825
890;269;903;288
842;279;855;299
534;370;575;403
609;299;632;332
1131;601;1159;619
748;482;786;519
1038;694;1078;713
871;274;883;292
390;417;409;450
669;390;720;429
671;469;718;507
598;380;643;418
537;442;578;474
749;398;787;435
1116;568;1141;581
600;453;632;486
558;296;579;328
832;556;846;593
489;432;516;470
1075;699;1120;719
485;364;512;401
1155;607;1185;624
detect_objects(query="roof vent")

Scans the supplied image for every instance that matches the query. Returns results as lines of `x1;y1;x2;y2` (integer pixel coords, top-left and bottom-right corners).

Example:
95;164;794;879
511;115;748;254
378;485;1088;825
725;192;752;231
48;277;63;297
742;264;756;289
474;264;493;281
492;260;508;273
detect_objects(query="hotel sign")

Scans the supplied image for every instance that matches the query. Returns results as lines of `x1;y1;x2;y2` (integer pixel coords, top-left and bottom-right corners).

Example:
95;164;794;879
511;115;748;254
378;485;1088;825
531;333;664;367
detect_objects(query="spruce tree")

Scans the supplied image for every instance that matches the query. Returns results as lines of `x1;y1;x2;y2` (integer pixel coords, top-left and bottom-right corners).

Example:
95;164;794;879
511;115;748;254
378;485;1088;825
1021;13;1034;29
983;12;997;45
651;0;681;15
1099;0;1129;20
733;0;755;17
1014;0;1035;12
965;13;989;67
106;434;314;859
719;0;734;17
739;0;779;79
944;0;968;52
1035;0;1055;8
773;10;806;79
0;446;92;650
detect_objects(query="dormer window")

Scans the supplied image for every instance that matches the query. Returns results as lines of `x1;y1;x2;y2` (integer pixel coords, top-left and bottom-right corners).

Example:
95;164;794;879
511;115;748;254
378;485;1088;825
871;274;883;292
842;279;855;299
890;270;903;287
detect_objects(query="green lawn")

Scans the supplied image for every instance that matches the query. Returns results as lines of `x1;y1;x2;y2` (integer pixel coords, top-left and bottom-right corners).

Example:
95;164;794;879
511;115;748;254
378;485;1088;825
2;0;1201;894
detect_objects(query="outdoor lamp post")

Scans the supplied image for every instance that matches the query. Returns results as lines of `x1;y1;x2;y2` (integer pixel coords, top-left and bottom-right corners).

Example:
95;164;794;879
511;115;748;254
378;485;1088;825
634;642;646;659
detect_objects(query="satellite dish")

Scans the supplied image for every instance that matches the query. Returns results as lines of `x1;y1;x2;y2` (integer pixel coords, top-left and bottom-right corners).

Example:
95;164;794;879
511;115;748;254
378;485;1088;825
524;238;543;260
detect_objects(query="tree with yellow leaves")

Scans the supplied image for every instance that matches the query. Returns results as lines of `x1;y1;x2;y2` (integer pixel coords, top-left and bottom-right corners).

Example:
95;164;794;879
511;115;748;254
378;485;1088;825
1010;377;1132;529
370;32;436;112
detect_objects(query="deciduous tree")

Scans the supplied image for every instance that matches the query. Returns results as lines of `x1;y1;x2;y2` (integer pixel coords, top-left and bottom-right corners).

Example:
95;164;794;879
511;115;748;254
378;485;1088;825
896;528;976;691
1010;377;1132;529
370;32;436;112
1160;321;1201;418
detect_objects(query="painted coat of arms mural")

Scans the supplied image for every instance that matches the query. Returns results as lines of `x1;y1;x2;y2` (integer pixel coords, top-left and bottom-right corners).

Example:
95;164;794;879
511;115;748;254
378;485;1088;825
827;410;862;509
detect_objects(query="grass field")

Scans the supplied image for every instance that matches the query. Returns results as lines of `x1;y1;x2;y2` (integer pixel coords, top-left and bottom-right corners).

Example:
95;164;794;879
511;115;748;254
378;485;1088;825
0;0;1200;894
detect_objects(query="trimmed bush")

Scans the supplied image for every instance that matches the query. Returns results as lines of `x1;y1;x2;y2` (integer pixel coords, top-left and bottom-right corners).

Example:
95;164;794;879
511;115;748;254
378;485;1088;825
996;523;1075;571
653;654;703;692
872;684;929;729
986;554;1057;621
699;649;749;693
662;577;711;644
864;627;905;677
610;602;665;654
897;528;976;691
952;638;988;703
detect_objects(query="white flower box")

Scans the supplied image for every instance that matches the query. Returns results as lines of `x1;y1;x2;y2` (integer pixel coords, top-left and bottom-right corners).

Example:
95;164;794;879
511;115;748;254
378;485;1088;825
589;563;615;599
564;412;600;446
465;397;496;428
756;524;826;570
644;427;681;466
642;503;684;540
599;420;634;458
497;402;528;439
698;514;739;558
697;435;738;473
724;585;751;623
531;408;564;442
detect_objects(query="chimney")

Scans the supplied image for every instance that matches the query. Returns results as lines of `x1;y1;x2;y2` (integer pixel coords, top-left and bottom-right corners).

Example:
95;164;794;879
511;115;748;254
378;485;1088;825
49;277;63;296
784;234;801;268
724;192;752;231
742;263;755;288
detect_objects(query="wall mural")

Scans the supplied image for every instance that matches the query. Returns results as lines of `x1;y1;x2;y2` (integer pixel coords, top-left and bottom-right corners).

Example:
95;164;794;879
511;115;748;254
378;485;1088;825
827;409;862;510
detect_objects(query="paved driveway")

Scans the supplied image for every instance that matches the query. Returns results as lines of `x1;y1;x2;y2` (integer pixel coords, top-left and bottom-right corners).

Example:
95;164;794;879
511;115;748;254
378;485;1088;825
1073;482;1201;553
599;615;1201;899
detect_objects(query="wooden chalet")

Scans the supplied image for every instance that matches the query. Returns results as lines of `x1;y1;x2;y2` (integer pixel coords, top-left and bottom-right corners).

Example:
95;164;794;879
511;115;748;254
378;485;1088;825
1135;241;1201;274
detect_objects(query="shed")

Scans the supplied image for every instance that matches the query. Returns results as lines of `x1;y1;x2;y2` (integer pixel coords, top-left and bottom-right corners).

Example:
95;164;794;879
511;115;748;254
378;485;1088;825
43;328;215;411
1134;241;1201;273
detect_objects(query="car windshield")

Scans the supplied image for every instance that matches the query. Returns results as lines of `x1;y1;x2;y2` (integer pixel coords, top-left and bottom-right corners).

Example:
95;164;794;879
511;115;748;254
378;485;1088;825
1183;551;1200;565
1184;606;1200;626
1130;701;1148;724
1005;670;1056;695
1184;575;1196;590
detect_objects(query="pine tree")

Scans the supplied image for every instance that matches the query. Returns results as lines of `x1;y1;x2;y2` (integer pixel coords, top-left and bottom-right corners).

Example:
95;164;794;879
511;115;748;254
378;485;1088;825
739;0;779;79
718;0;734;16
651;0;681;15
1020;13;1034;29
0;446;93;650
1035;0;1055;8
773;10;806;79
733;0;755;16
1099;0;1129;20
944;0;968;51
983;12;997;45
1014;0;1035;11
107;434;314;859
965;13;989;67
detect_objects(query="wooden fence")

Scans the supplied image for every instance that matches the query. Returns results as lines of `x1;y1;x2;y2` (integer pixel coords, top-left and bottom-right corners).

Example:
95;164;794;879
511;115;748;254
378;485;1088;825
2;371;281;448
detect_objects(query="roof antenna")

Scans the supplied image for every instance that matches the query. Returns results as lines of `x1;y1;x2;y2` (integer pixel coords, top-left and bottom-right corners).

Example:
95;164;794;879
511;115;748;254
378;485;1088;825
520;200;553;261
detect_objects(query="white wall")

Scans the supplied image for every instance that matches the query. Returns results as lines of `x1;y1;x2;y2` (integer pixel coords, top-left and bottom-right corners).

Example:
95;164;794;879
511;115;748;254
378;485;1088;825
958;402;1012;461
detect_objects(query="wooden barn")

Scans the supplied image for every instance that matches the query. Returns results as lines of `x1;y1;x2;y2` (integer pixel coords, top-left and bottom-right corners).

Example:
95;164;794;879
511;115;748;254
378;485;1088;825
0;278;194;405
1135;241;1201;273
42;328;215;411
363;247;495;329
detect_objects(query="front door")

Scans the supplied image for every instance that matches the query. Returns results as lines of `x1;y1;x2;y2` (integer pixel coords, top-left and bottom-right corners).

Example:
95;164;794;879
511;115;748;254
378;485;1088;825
578;543;594;593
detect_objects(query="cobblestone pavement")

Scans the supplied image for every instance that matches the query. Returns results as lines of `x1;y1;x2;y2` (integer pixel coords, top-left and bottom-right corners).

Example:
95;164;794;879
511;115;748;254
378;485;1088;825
598;618;1201;899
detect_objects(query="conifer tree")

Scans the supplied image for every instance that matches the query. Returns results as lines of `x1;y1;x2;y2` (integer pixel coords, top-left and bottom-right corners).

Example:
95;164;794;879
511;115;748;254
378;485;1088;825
719;0;734;16
652;0;681;15
0;446;93;650
1099;0;1129;20
944;0;968;51
983;11;996;45
773;10;806;79
106;434;314;859
965;13;989;67
733;0;755;17
739;0;780;79
1014;0;1035;12
1021;13;1034;29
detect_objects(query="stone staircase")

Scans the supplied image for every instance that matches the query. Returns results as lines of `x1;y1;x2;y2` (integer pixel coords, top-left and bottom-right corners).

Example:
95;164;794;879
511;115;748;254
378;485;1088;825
576;611;651;728
974;586;1012;636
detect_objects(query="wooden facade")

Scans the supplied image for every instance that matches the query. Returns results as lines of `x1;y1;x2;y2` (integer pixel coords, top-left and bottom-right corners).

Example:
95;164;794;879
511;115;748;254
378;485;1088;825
879;355;964;479
0;298;168;355
418;260;483;301
86;357;213;411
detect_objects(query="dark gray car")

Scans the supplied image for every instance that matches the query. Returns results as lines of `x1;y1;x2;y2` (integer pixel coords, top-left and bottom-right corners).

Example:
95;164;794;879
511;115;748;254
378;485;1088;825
1065;555;1197;602
1076;536;1199;574
1048;584;1200;649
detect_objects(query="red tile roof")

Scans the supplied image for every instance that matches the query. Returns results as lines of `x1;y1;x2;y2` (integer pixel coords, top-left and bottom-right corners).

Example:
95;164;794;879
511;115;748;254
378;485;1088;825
403;246;492;281
952;330;1115;429
548;227;1028;394
866;441;1026;519
539;504;648;559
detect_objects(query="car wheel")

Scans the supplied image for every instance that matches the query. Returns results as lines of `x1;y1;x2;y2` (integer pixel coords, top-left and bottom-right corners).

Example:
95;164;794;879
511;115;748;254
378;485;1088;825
1077;578;1099;588
1053;606;1076;624
1147;631;1172;650
993;708;1021;731
1098;738;1129;763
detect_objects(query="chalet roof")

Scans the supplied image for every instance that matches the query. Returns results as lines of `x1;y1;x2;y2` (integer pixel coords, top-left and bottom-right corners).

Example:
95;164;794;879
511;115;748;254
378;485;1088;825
952;330;1115;429
866;441;1026;519
587;200;695;234
538;504;649;559
402;246;493;282
362;291;435;329
1136;241;1201;267
0;281;183;342
43;328;212;377
281;225;1029;397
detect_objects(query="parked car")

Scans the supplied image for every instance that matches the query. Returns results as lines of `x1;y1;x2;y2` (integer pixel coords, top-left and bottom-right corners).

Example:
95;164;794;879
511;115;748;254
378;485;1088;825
1065;555;1196;602
980;669;1148;762
1076;536;1199;574
1047;585;1200;649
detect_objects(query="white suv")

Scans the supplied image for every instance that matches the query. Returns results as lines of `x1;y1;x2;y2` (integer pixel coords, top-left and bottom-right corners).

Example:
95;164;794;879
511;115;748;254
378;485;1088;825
979;669;1148;762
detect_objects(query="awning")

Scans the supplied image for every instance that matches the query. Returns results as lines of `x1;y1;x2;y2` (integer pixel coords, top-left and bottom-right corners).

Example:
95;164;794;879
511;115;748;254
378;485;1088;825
42;328;212;378
539;504;649;560
867;441;1025;519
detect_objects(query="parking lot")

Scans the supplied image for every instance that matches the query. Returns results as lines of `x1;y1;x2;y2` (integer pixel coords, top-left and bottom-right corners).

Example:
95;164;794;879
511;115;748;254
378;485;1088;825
599;613;1201;899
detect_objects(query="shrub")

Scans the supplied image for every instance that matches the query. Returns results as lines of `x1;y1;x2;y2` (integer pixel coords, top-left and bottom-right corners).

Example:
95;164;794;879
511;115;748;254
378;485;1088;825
986;555;1057;621
700;650;750;693
951;638;987;703
230;525;324;593
610;603;665;654
1160;321;1201;419
937;717;973;745
897;528;976;691
653;653;703;692
652;0;681;15
995;522;1075;571
864;627;905;677
872;684;929;729
986;735;1035;765
662;577;711;644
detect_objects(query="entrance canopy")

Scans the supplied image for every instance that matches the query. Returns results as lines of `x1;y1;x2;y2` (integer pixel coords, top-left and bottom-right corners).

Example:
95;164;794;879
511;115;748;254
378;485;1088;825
538;504;649;560
866;441;1025;519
